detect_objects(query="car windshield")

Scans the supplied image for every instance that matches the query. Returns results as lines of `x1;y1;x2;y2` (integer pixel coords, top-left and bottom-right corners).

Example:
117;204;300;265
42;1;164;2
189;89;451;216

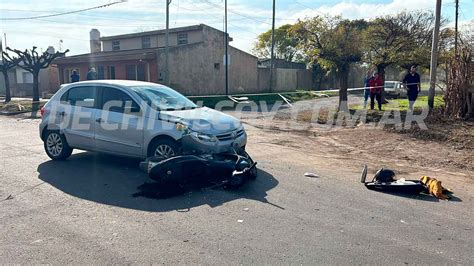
129;85;197;111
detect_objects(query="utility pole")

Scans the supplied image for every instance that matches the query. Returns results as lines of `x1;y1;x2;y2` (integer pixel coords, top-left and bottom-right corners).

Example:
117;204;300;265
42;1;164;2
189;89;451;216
454;0;459;57
428;0;442;110
269;0;276;92
224;0;229;95
165;0;171;85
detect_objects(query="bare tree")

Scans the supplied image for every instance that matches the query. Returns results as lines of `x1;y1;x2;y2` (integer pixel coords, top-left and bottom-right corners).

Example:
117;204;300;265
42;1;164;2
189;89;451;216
4;47;68;102
0;53;20;103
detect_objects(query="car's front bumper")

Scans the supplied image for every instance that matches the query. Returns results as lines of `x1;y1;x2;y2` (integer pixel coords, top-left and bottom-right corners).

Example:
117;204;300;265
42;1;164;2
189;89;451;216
181;131;247;154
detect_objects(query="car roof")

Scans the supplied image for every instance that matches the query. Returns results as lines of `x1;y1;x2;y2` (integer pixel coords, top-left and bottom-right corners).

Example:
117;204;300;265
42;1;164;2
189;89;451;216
65;80;165;87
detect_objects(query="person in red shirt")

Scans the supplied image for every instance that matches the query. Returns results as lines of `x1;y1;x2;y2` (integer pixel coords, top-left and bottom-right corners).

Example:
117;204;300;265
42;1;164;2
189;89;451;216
369;72;383;110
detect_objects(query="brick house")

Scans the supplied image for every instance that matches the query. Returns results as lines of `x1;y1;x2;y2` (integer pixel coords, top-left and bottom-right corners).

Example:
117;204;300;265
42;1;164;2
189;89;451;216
0;62;59;98
55;24;259;95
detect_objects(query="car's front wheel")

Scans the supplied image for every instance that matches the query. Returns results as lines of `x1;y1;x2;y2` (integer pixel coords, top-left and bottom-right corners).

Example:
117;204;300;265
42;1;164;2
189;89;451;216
44;130;73;160
148;138;180;160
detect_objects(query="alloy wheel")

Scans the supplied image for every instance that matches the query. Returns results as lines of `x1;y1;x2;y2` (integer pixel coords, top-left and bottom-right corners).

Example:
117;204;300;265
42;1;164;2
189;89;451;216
46;133;63;157
154;144;176;159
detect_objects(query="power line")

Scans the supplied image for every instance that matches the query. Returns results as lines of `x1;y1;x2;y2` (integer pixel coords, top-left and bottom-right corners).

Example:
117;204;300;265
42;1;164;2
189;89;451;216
171;2;213;12
1;7;160;23
174;0;180;26
29;17;161;29
200;0;273;25
5;29;90;42
0;1;126;21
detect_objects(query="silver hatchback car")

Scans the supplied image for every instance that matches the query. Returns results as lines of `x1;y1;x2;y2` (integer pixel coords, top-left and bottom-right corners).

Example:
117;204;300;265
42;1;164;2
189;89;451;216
39;80;247;160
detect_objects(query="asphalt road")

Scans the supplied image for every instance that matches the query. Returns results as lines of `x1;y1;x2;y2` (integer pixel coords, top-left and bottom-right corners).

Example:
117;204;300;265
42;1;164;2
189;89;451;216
0;114;473;264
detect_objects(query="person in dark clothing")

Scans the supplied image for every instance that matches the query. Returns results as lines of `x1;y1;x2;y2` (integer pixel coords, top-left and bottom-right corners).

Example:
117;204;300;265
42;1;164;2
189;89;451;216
363;70;373;109
369;72;383;111
86;67;98;80
402;65;421;111
70;69;80;83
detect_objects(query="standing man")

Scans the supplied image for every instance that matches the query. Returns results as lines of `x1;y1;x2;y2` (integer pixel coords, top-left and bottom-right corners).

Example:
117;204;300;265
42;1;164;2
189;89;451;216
86;67;98;80
70;69;80;83
363;69;373;108
369;72;383;111
403;65;421;111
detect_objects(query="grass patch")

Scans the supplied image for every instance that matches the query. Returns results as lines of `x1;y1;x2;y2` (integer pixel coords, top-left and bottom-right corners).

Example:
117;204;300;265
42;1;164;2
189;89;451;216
188;90;337;108
350;95;444;112
0;100;45;113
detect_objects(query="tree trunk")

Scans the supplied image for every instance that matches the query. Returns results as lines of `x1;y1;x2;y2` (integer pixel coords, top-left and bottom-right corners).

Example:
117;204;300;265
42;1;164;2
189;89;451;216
2;71;11;103
32;69;40;102
377;65;388;104
338;65;349;112
445;47;471;118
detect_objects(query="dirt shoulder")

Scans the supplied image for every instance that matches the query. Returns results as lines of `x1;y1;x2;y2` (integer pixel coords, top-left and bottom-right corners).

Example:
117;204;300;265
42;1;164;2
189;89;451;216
237;97;473;178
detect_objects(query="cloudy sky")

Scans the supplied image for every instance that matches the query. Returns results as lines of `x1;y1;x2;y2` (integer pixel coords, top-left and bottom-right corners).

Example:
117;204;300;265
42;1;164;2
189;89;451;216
1;0;473;56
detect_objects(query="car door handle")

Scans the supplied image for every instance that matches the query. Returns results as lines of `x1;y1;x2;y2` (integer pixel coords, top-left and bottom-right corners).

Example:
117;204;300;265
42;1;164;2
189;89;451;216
96;118;103;123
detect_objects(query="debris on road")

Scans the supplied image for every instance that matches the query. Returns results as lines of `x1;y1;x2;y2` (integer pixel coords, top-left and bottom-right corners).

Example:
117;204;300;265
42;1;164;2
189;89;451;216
237;220;244;223
304;172;319;178
4;194;14;201
243;208;249;211
361;165;457;201
361;165;425;194
420;176;453;200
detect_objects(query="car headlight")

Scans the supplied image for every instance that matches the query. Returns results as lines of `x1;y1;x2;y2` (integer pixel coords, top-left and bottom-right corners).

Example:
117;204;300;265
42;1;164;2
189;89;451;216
190;130;218;142
176;122;188;132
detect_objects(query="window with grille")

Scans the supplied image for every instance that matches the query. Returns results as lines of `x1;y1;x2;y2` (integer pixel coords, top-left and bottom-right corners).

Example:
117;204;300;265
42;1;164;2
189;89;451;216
177;33;188;45
142;36;151;48
112;40;120;51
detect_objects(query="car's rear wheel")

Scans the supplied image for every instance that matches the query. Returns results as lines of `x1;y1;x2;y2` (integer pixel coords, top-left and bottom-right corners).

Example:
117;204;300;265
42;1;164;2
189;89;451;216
44;130;73;160
148;138;180;160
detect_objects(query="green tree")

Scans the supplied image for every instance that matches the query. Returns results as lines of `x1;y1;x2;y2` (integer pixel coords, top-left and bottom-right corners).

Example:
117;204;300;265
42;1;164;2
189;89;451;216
253;24;301;61
292;16;367;111
363;11;440;100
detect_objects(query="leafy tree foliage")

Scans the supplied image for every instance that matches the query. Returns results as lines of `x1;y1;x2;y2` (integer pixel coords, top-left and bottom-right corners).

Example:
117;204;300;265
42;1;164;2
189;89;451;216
253;24;301;62
291;16;367;111
362;11;442;101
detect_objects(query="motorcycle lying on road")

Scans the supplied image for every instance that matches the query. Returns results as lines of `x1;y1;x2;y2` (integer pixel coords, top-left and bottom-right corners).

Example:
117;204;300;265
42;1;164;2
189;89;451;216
140;147;257;189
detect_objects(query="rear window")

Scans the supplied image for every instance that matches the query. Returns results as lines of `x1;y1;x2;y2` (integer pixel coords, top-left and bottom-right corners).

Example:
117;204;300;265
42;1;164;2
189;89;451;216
61;86;96;107
384;82;395;88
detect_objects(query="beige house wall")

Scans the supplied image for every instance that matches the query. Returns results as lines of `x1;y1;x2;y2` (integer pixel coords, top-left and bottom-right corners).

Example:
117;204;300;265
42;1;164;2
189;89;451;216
155;27;258;96
228;46;259;94
102;30;203;52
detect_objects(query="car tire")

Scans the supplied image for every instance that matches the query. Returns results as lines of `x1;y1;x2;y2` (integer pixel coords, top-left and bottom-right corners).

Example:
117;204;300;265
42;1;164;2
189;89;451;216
148;138;180;160
43;130;73;160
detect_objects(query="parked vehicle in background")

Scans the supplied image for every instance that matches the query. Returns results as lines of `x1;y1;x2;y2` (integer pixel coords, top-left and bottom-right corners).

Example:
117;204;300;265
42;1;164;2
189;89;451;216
384;81;406;98
39;80;247;161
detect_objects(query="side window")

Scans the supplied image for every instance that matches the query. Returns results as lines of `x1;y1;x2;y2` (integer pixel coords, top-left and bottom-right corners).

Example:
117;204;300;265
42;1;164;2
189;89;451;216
64;86;96;107
100;87;140;114
60;90;69;103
